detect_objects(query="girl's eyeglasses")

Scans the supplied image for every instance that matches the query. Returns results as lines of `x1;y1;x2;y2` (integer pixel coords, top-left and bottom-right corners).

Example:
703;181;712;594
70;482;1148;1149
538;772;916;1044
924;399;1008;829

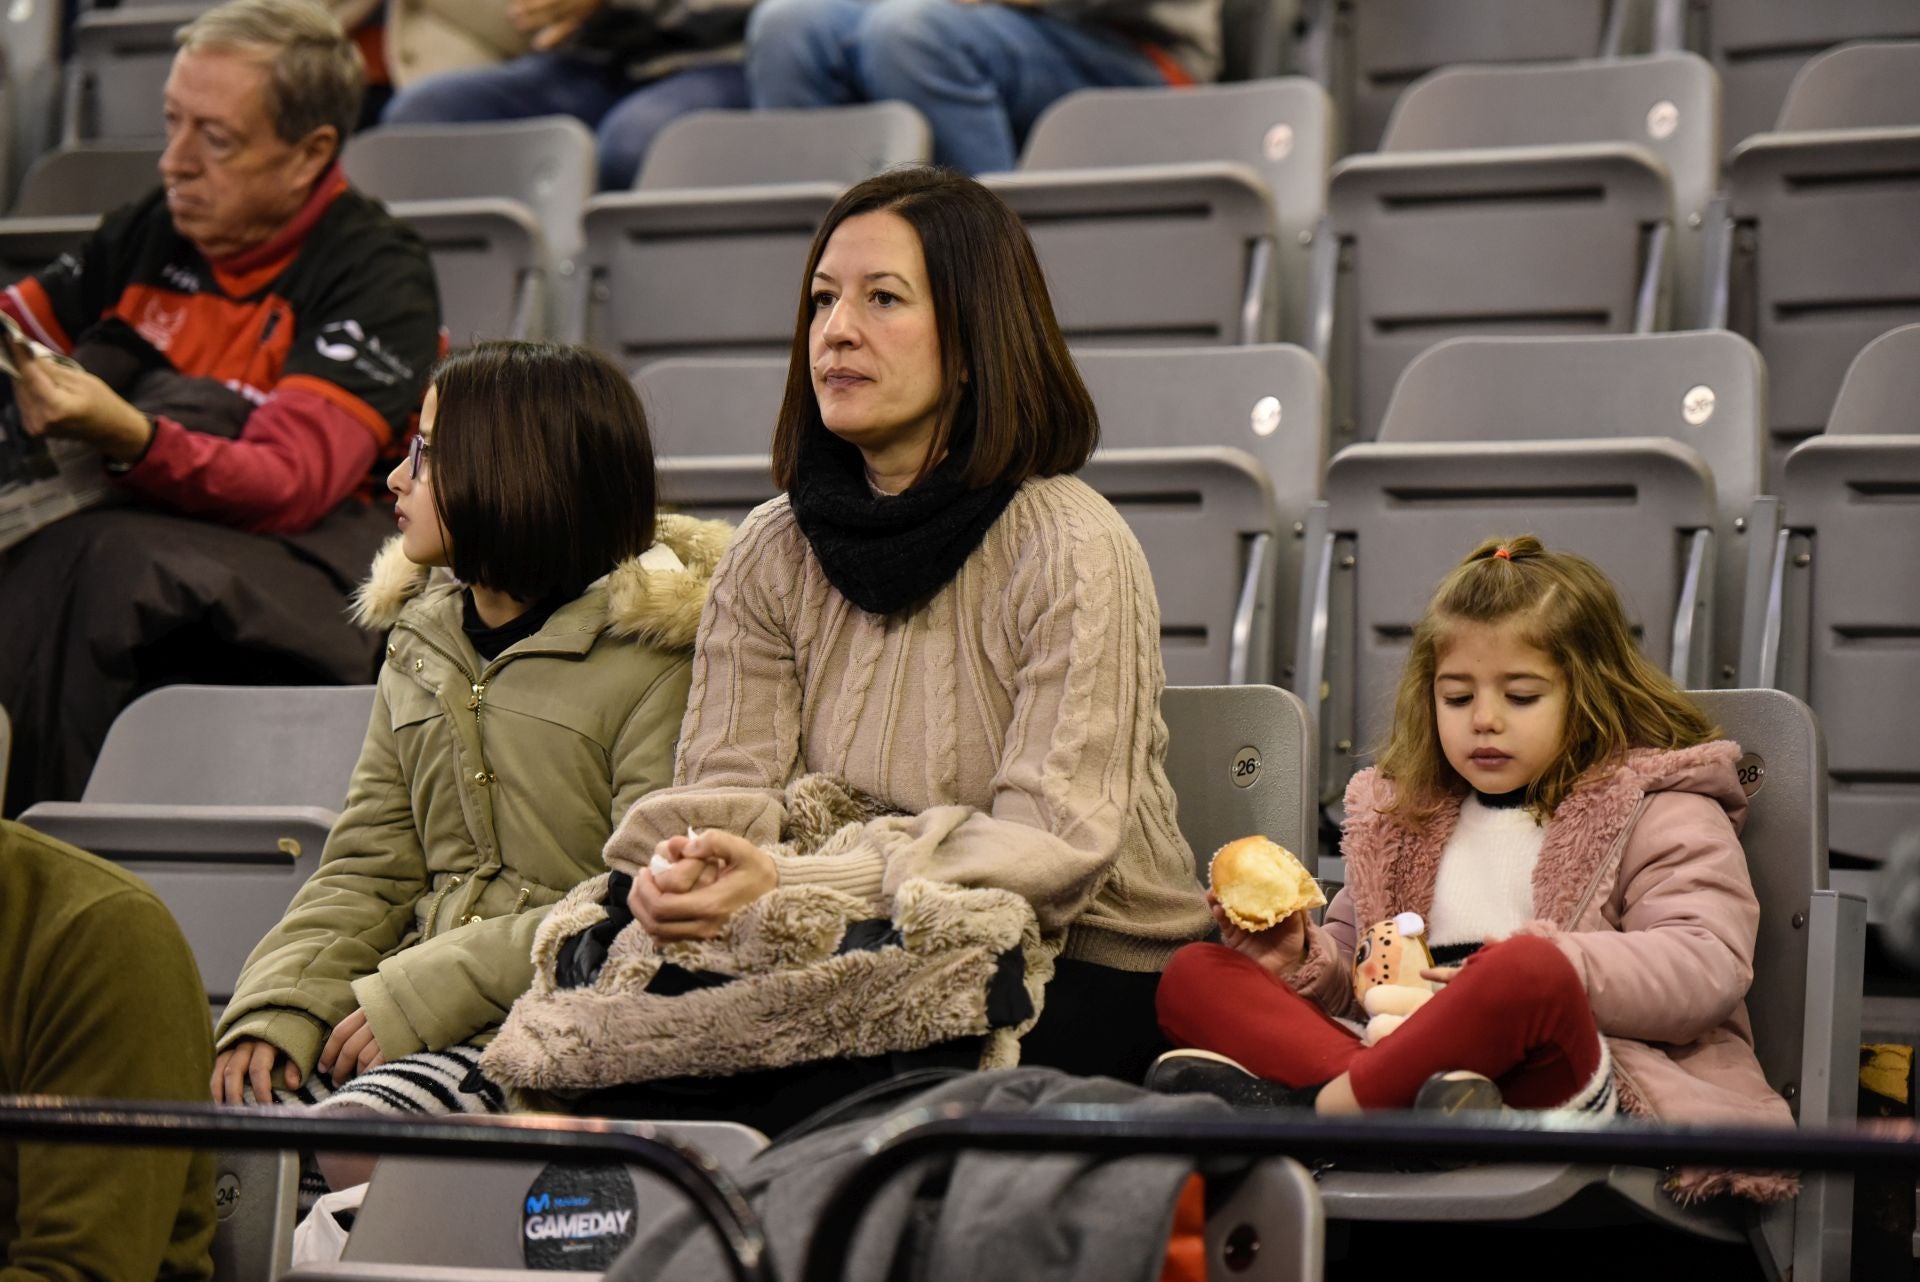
407;434;432;481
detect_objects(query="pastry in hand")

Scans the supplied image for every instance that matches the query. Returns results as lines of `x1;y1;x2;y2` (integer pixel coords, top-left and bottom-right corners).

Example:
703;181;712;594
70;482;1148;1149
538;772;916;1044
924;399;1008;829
1208;836;1326;932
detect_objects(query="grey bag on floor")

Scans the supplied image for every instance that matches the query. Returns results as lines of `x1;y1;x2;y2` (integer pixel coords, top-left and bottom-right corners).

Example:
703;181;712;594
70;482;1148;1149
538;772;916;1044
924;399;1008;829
608;1066;1237;1282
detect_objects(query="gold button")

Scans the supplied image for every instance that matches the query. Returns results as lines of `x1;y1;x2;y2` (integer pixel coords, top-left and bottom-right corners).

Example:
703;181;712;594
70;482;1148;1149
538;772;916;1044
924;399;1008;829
473;770;489;784
386;643;396;657
413;659;424;672
463;913;482;925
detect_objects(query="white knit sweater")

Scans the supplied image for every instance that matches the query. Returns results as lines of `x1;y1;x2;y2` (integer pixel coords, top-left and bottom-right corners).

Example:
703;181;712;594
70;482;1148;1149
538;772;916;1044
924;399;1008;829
601;474;1213;970
1426;795;1548;951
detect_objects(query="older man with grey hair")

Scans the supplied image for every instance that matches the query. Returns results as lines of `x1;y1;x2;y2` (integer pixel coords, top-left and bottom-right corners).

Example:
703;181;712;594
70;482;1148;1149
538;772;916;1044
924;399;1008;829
0;0;442;815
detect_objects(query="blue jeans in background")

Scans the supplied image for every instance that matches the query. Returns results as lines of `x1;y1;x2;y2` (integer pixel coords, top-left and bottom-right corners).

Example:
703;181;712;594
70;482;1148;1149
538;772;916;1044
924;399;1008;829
745;0;1168;174
382;53;750;190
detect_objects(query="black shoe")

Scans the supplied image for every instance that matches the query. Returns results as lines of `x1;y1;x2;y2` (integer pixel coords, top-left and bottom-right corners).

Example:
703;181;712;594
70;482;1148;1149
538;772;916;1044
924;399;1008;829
1412;1070;1507;1116
1144;1049;1320;1110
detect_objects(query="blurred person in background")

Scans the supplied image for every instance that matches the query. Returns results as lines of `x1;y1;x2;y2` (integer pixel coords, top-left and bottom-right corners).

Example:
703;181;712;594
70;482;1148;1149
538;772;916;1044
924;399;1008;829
378;0;756;189
745;0;1221;173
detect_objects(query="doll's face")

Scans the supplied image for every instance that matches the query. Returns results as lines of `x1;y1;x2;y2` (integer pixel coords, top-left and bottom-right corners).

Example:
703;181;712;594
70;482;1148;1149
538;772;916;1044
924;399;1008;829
1353;920;1421;996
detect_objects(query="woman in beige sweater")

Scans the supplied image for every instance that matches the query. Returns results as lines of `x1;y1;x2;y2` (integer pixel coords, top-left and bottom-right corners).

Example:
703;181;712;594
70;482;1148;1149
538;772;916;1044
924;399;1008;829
575;167;1209;1117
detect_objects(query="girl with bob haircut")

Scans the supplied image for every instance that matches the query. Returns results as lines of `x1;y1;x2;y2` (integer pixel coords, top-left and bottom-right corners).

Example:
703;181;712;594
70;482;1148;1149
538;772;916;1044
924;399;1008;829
210;341;731;1124
1155;537;1796;1203
486;167;1211;1130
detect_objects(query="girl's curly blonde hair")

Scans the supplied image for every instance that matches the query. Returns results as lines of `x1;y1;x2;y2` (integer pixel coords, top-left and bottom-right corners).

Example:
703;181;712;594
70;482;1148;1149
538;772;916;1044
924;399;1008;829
1373;535;1718;822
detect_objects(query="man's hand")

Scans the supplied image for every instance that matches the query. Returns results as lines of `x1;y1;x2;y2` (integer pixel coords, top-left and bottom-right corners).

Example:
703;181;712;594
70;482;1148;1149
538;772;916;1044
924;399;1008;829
628;829;779;942
508;0;603;48
11;346;153;464
1208;890;1309;983
211;1037;301;1105
317;1008;389;1086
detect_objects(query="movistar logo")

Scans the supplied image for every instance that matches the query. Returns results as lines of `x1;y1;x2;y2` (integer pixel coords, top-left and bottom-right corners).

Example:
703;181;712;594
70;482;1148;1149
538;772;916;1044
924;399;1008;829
525;1192;593;1215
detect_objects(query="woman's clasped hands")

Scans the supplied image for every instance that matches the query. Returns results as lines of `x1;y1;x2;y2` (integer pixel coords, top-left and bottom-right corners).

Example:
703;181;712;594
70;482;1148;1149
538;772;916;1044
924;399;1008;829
627;829;779;941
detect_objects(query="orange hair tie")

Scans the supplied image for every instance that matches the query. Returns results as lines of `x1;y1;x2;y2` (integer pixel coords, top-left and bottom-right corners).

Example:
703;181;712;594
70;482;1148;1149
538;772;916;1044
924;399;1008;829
1494;547;1512;560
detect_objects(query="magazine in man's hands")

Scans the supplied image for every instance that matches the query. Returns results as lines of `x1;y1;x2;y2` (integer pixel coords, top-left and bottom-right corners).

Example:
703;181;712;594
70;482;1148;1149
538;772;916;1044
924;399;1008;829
0;315;110;552
0;310;81;379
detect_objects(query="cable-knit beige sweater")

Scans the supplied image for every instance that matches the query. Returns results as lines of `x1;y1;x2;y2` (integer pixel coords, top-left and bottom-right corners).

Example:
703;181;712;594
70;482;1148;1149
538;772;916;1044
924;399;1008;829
602;473;1212;970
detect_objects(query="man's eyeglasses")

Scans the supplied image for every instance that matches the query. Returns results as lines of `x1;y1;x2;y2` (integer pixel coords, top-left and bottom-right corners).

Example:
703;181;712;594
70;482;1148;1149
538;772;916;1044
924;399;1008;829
407;434;432;481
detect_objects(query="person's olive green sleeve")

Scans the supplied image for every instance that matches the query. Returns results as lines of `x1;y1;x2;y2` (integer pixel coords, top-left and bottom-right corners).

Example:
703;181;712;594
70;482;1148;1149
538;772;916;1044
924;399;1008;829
4;890;215;1282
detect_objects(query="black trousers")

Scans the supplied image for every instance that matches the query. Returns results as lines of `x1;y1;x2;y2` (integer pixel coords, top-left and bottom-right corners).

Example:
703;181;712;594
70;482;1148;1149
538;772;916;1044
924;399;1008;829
0;505;385;815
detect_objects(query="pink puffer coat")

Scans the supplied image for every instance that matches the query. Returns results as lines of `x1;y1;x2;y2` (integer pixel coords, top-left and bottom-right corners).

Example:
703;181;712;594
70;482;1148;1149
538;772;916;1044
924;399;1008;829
1291;741;1796;1202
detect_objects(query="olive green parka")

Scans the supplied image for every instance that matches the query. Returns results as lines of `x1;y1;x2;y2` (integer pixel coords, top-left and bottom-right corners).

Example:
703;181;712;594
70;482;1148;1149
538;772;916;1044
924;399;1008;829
213;515;731;1076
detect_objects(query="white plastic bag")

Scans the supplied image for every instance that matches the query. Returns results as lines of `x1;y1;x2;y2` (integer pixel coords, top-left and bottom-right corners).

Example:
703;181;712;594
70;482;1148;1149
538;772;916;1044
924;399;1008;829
290;1181;369;1265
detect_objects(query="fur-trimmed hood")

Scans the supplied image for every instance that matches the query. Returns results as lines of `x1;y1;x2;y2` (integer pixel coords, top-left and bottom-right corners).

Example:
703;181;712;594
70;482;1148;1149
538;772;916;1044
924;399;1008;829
350;513;733;651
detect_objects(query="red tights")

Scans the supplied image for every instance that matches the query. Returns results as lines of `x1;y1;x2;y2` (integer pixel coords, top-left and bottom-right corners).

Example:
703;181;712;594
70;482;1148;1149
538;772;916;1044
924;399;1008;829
1155;935;1605;1110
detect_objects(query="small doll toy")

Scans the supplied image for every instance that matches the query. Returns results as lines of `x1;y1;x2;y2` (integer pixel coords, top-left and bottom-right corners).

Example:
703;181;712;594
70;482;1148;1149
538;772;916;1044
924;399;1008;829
1352;911;1440;1045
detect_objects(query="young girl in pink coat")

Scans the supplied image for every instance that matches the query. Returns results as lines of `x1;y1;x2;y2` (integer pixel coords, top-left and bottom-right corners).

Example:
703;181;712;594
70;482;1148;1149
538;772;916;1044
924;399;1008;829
1153;536;1795;1202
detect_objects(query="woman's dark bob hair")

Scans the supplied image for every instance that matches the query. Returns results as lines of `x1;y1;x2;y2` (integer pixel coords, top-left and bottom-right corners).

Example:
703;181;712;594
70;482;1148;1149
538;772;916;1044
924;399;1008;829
428;340;658;603
770;166;1099;492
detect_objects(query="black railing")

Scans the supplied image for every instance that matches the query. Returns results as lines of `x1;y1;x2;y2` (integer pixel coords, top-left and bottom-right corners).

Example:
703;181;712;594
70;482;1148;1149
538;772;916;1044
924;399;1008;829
0;1098;772;1282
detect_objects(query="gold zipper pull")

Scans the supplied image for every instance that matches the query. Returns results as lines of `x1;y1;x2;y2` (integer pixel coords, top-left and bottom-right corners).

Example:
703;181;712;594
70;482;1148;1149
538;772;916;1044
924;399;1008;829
468;682;486;711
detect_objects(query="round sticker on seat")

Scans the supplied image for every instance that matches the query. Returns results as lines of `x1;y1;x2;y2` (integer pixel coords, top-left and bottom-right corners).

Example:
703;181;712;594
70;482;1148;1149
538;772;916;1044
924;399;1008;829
214;1171;242;1221
1735;752;1765;797
1232;746;1262;788
1251;395;1282;437
522;1163;640;1269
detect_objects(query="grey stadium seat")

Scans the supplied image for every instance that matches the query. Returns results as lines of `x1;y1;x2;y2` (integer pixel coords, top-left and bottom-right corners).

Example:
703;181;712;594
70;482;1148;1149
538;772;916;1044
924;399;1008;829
10;144;162;216
210;1147;299;1282
1686;0;1920;144
342;118;596;260
634;356;786;459
19;683;376;1007
1087;448;1280;686
654;448;1283;687
62;6;199;145
1072;345;1327;684
1000;78;1332;346
634;102;929;190
581;104;931;370
0;0;63;201
1774;40;1920;132
1162;684;1316;878
1318;140;1671;448
1822;322;1920;438
0;145;164;288
1317;0;1656;154
343;117;597;343
1376;332;1763;688
1295;439;1717;815
386;196;548;344
307;1121;769;1272
1709;121;1920;491
1313;686;1864;1282
1378;54;1719;329
1741;340;1920;875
